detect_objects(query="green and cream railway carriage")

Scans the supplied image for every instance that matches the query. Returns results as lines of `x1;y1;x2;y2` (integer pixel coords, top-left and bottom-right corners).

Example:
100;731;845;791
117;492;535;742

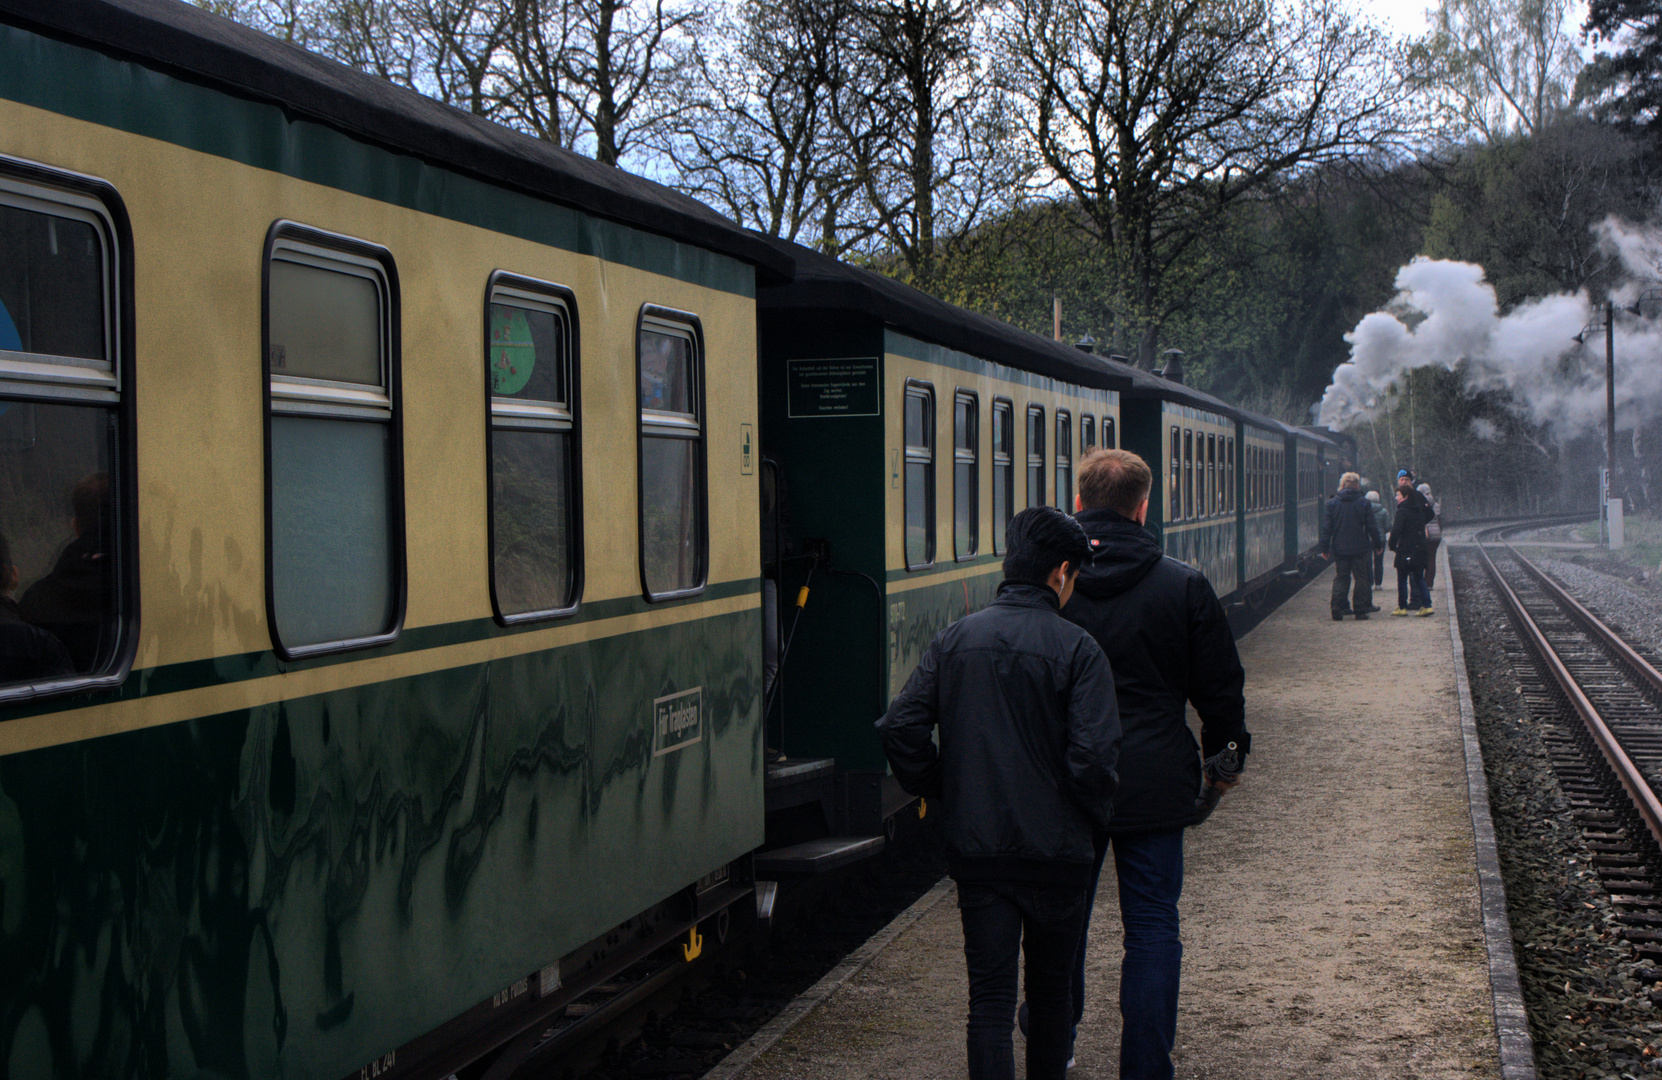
1239;417;1288;591
1124;397;1238;596
754;245;1129;834
0;1;793;1077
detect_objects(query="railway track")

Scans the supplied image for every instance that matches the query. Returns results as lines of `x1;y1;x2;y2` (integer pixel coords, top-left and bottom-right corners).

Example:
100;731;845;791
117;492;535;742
1475;525;1662;962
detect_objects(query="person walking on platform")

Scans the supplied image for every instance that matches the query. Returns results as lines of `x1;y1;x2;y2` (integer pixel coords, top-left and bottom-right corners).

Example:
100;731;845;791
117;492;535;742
1321;472;1382;620
1418;482;1443;589
1367;490;1390;592
1389;471;1434;616
1029;448;1249;1080
877;506;1121;1080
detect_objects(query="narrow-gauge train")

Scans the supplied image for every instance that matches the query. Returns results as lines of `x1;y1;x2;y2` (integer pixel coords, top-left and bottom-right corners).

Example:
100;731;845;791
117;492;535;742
0;2;1350;1078
754;245;1346;836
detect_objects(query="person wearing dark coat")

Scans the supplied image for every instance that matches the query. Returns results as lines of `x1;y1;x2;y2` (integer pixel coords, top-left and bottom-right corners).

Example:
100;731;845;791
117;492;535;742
18;472;115;671
1367;490;1391;589
877;506;1121;1080
1388;470;1434;615
0;531;72;683
1041;448;1249;1080
1321;471;1383;620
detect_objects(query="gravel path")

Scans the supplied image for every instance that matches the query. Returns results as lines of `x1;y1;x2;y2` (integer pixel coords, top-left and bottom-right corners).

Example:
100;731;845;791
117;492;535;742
736;568;1499;1080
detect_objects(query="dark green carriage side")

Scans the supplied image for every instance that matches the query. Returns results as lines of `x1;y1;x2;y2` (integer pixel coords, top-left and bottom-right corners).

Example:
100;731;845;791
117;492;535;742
756;309;890;774
0;609;763;1080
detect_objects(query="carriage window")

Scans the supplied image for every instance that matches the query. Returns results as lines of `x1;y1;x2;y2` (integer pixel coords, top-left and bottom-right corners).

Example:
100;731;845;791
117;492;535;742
638;309;706;598
1026;405;1045;509
1207;434;1217;516
1102;416;1116;449
992;399;1013;555
954;391;977;560
1055;411;1072;512
1081;414;1095;452
487;276;579;621
904;382;935;570
1182;429;1194;520
0;179;129;694
1169;425;1180;521
266;227;400;657
1226;438;1235;512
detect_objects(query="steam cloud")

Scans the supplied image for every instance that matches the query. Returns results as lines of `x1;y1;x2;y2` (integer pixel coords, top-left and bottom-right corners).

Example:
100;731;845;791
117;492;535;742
1317;217;1662;441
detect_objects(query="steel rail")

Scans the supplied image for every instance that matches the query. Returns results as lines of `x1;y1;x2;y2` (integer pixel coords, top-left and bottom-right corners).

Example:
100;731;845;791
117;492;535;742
1475;537;1662;851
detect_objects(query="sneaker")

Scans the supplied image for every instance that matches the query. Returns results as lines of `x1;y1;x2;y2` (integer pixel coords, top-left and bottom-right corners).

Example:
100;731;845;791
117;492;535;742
1391;608;1410;616
1417;606;1435;617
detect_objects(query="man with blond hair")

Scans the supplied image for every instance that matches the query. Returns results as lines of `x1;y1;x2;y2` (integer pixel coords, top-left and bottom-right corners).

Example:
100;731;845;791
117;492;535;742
1018;447;1248;1080
1321;471;1382;621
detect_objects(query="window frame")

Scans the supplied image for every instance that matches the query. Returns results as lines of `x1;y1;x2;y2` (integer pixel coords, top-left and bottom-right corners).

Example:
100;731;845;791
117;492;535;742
1207;433;1217;516
1026;403;1046;509
1081;413;1095;453
262;219;405;662
1182;428;1194;520
484;271;583;625
1169;425;1181;521
635;305;709;602
953;389;978;562
903;379;937;571
991;397;1014;556
1054;410;1072;512
1102;415;1116;450
0;154;138;704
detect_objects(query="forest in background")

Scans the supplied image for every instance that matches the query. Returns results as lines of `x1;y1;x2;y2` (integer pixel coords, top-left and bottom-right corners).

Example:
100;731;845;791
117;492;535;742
195;0;1662;517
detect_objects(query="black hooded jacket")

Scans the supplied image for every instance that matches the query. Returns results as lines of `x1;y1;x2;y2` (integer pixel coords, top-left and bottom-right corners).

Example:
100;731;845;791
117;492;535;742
876;581;1121;886
1388;488;1433;568
1322;488;1381;558
1062;508;1250;835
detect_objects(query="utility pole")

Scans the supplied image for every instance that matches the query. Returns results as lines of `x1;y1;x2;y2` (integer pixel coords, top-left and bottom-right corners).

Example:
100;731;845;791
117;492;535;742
1606;299;1617;498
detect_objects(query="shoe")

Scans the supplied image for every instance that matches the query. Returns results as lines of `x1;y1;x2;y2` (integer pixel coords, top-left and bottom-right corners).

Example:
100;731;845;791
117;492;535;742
1354;613;1369;620
1391;608;1409;616
1332;610;1345;621
1417;606;1435;617
1364;604;1381;613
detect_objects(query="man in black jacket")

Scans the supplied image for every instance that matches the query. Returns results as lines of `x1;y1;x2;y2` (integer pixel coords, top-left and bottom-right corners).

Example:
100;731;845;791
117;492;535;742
1321;471;1383;620
1053;448;1249;1080
878;506;1121;1080
1388;469;1434;615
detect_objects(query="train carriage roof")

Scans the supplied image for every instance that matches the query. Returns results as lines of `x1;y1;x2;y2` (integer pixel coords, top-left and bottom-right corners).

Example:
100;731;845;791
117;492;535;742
1;0;796;282
760;240;1143;392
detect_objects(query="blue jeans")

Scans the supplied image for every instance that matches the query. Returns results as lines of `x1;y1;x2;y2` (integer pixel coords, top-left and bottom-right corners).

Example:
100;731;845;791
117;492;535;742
1074;829;1185;1080
1396;567;1430;609
959;880;1087;1080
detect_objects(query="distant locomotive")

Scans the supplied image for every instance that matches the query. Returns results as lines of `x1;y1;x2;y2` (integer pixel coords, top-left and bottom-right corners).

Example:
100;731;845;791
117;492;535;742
0;2;1348;1079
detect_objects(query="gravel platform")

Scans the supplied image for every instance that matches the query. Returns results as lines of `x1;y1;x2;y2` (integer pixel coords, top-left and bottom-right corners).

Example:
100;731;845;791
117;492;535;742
1452;547;1662;1080
729;569;1499;1080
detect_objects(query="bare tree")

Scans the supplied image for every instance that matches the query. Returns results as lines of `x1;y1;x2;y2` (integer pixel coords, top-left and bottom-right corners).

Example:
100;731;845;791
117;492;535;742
553;0;701;165
661;0;854;242
833;0;1026;284
1002;0;1412;364
1406;0;1584;140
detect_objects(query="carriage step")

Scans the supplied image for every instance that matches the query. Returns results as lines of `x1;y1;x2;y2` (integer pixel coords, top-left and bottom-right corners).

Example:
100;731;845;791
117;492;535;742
754;835;885;875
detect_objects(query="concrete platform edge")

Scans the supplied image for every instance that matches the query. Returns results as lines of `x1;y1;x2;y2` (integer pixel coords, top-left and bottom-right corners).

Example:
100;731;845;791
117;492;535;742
700;876;957;1080
1443;545;1539;1079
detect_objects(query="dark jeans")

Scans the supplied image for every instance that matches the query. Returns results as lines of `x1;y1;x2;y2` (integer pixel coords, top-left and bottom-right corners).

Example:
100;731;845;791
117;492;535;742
1373;547;1385;587
960;880;1088;1080
1329;554;1372;614
1396;566;1430;609
1073;829;1185;1080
